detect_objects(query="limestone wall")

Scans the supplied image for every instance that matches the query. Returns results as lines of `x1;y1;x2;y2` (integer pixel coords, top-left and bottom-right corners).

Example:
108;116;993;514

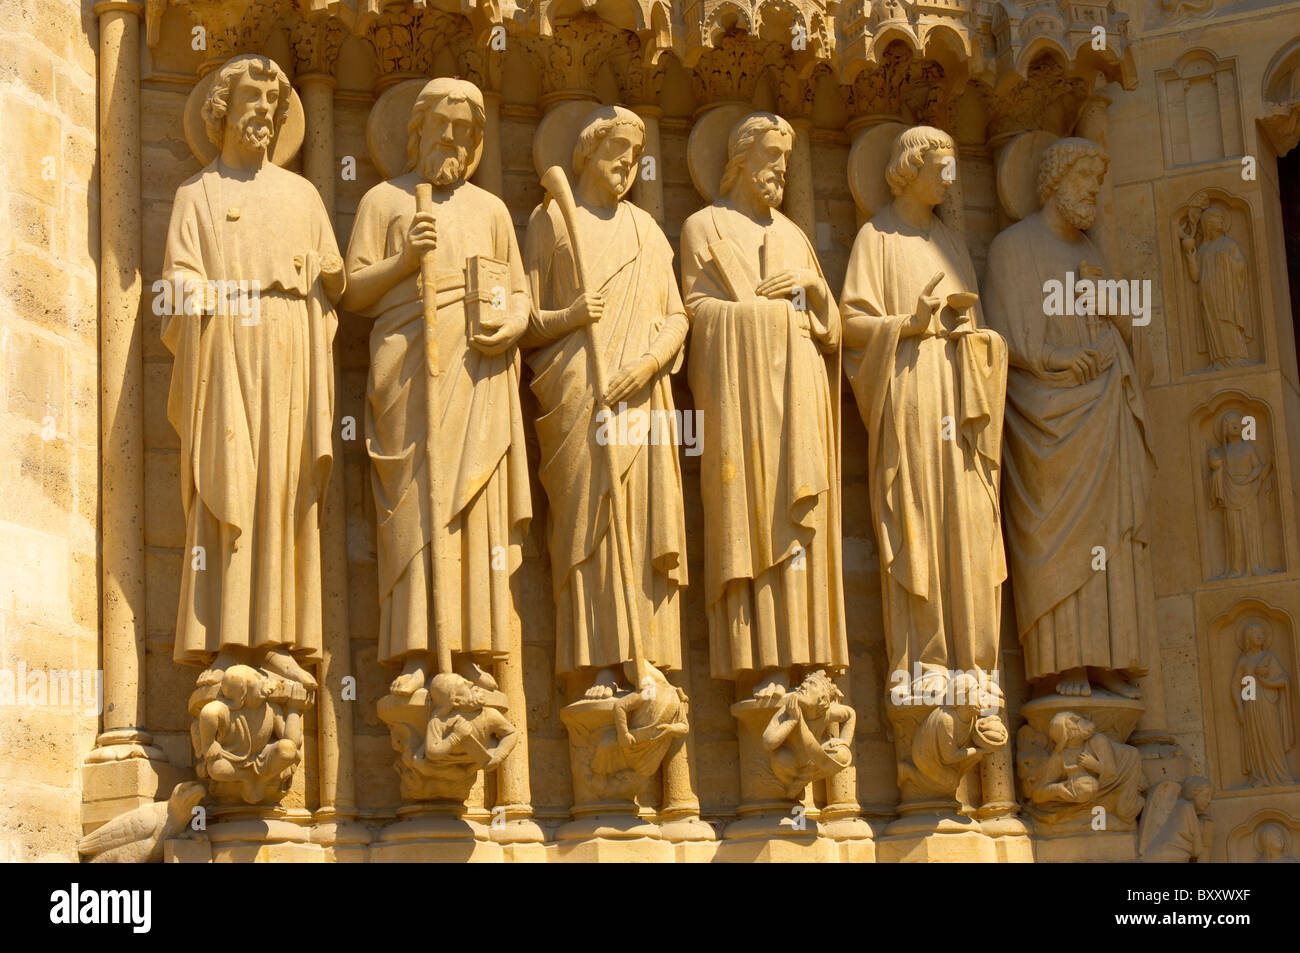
0;0;101;862
5;0;1300;861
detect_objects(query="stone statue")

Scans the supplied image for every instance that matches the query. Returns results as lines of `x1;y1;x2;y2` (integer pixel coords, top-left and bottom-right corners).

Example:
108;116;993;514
983;137;1156;700
77;782;206;864
1210;411;1273;578
1016;710;1145;829
381;673;519;802
1138;776;1212;862
524;105;700;833
1179;205;1251;369
343;77;532;792
896;672;1007;802
190;664;307;803
160;54;342;803
841;124;1008;696
1256;822;1298;862
564;665;690;801
523;105;688;700
1232;619;1294;786
680;111;848;699
761;671;856;799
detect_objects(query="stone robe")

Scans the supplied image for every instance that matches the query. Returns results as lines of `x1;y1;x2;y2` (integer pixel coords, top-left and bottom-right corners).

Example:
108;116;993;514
162;160;339;665
345;174;531;670
1192;234;1250;365
841;207;1007;680
523;199;688;676
681;205;848;682
983;213;1155;683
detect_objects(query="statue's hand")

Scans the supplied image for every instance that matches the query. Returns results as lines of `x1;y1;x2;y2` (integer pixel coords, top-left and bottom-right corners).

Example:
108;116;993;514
910;271;945;336
566;291;604;328
1046;346;1103;381
470;306;526;356
755;269;823;308
320;252;344;279
400;211;437;273
603;354;657;406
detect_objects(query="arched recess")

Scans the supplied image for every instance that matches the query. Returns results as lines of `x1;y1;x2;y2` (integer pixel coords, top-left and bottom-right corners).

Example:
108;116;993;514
1189;389;1285;583
1204;599;1298;795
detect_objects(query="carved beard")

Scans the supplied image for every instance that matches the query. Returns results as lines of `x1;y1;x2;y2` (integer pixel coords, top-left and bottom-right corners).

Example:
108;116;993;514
421;145;469;186
1056;191;1097;230
753;167;785;208
237;114;274;153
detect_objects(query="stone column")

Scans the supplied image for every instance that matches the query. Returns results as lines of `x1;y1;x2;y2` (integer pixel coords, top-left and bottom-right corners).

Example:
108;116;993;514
819;673;874;858
628;103;664;224
472;89;505;197
298;73;336;222
83;2;172;832
783;116;816;241
297;69;368;858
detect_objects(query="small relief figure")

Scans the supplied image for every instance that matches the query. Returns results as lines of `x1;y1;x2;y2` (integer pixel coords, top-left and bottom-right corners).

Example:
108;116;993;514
1139;776;1213;863
579;666;690;798
898;672;1007;799
1017;711;1145;829
189;664;310;804
1209;411;1274;578
1179;205;1252;370
403;673;518;777
1232;619;1294;787
761;670;856;799
1256;822;1299;862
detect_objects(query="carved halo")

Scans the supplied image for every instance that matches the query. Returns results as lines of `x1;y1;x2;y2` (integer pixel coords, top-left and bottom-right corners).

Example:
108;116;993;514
685;102;755;203
182;67;306;168
532;99;602;182
995;129;1060;222
846;120;907;221
366;77;486;181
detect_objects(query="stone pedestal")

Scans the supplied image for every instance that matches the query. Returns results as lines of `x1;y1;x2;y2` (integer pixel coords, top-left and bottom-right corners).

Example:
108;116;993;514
712;697;838;862
370;804;503;863
310;808;372;863
554;690;688;862
80;736;181;836
205;809;323;863
1017;695;1147;840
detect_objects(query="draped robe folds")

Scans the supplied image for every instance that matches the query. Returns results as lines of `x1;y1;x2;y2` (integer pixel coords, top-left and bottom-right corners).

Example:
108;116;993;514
1192;235;1250;365
1233;650;1294;785
523;200;688;676
345;175;532;671
162;161;340;665
840;208;1008;682
983;213;1156;683
681;205;848;682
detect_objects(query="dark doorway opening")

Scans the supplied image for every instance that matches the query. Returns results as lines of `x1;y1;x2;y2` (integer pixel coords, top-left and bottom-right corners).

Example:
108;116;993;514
1280;147;1300;375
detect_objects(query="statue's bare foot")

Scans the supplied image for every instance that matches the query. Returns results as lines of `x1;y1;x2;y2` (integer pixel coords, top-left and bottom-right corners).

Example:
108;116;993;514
1095;670;1142;700
753;673;788;701
390;659;428;696
584;668;619;700
454;658;499;692
1055;670;1091;697
262;648;318;690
